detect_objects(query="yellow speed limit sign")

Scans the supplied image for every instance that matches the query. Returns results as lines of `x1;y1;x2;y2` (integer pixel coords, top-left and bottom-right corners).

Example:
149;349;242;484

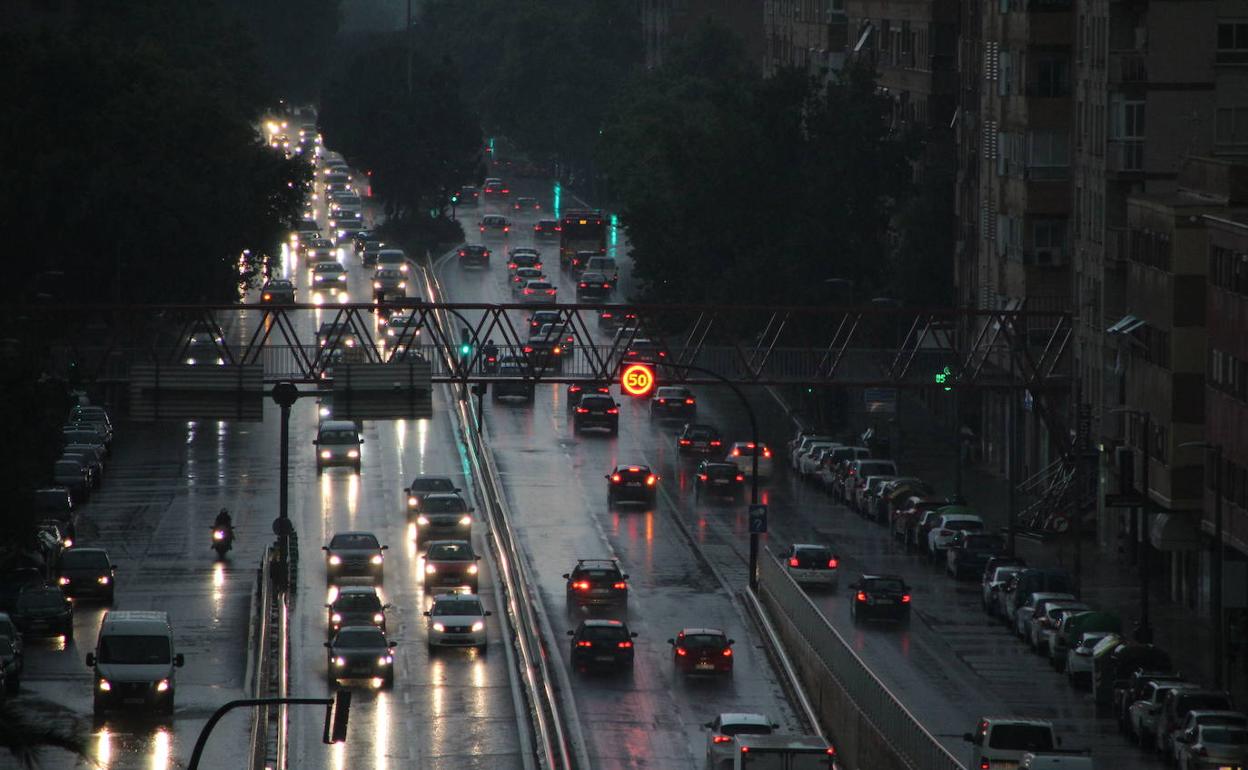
620;363;656;397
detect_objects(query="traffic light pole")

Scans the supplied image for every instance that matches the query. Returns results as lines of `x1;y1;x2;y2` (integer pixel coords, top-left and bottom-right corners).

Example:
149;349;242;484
187;694;348;770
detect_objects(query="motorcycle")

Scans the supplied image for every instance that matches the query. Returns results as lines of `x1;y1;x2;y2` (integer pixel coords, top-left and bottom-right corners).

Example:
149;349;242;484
482;347;500;374
211;526;234;557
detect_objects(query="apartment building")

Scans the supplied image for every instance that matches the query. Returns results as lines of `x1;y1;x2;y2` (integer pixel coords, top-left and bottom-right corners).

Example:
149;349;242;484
763;0;847;76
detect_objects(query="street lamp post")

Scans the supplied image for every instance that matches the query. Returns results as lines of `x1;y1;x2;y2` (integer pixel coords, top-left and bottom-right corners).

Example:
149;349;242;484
1111;407;1153;643
1181;440;1225;689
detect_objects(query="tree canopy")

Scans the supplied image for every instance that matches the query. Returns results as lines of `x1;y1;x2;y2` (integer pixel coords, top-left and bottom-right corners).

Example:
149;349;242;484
597;23;916;307
0;2;310;306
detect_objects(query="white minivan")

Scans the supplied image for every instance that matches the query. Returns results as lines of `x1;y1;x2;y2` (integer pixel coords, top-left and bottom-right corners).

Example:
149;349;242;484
964;717;1060;769
86;610;184;715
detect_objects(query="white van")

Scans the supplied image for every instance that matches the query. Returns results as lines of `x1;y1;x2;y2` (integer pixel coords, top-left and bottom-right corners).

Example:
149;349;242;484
964;717;1059;769
85;610;184;715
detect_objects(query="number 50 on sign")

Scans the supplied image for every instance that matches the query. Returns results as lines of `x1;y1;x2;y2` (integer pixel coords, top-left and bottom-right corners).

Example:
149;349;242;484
620;363;656;397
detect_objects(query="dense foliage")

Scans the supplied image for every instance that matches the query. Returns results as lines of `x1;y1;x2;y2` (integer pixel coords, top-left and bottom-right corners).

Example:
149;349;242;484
413;0;640;172
597;24;918;307
0;2;310;306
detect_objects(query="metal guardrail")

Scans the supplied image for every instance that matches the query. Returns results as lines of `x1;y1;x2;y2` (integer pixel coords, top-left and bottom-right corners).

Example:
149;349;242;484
248;546;278;770
422;262;578;770
758;547;967;770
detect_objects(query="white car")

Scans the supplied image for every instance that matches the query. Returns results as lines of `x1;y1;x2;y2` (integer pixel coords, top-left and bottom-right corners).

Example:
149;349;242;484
790;436;836;472
704;713;778;768
1029;602;1089;654
1129;682;1200;745
777;544;838;589
424;593;490;650
1175;720;1248;770
519;280;557;303
983;565;1024;616
797;441;840;476
376;248;410;274
1170;709;1248;766
511;267;545;296
926;514;984;560
1064;631;1110;688
857;474;897;516
726;442;773;479
1013;592;1076;638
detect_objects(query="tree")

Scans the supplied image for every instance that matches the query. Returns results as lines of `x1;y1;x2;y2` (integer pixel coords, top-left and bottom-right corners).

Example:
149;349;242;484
319;38;481;247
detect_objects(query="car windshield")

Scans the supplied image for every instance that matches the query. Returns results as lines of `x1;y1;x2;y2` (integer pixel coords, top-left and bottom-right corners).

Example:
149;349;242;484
576;569;619;580
98;635;171;665
866;578;905;592
427;543;473;560
987;725;1054;751
581;625;628;642
18;590;65;610
722;723;773;737
798;547;833;560
1203;727;1248;744
705;465;736;478
687;427;716;439
334;629;385;649
581;396;614;408
61;551;109;569
423;497;466;513
319;431;357;444
681;634;726;649
431;599;483;616
410;478;456;493
334;593;381;612
329;534;379;550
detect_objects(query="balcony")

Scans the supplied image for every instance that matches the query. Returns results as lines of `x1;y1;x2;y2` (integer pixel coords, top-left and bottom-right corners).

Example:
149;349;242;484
1107;139;1145;173
1108;50;1148;85
1106;226;1129;264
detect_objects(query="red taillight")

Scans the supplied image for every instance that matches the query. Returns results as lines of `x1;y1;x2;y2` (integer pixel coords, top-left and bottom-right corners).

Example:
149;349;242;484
735;474;744;481
502;188;509;193
613;582;627;590
479;226;485;232
606;408;619;414
788;557;800;567
610;474;621;483
504;227;510;232
710;440;722;446
763;448;772;458
508;262;517;268
534;226;540;231
546;289;556;295
658;398;667;404
523;289;533;295
678;439;691;445
617;640;632;649
675;646;687;656
578;282;587;288
731;448;740;457
602;283;610;288
573;580;590;590
712;735;732;744
828;558;839;569
645;474;657;486
902;594;912;603
697;473;708;481
577;640;593;648
856;591;868;602
722;647;732;657
523;346;534;353
685;398;695;405
980;761;990;770
575;407;589;413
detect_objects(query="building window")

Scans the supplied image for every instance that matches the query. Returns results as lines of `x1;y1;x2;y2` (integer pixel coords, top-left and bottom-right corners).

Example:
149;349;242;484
1131;324;1171;369
1217;22;1248;64
1215;107;1248;151
1027;130;1070;177
1032;55;1070;97
1030;219;1067;265
1129;228;1172;270
1210;244;1248;295
1000;50;1014;95
1209;348;1248;402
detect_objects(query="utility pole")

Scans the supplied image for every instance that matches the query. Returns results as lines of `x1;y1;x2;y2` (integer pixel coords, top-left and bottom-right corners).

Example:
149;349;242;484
271;382;299;591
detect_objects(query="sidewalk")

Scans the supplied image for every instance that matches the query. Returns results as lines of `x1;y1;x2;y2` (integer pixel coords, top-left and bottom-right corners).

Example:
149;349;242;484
886;391;1243;705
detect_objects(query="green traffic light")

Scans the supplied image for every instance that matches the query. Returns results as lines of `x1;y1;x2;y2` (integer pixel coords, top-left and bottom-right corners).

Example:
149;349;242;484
459;343;472;356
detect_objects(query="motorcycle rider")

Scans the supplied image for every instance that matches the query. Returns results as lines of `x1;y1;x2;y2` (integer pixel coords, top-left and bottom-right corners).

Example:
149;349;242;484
482;339;499;370
213;508;234;535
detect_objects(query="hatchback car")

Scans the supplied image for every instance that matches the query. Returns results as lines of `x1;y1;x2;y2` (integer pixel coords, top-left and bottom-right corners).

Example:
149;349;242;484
694;461;745;502
372;268;407;301
606;465;659;507
425;593;490;650
705;713;778;768
311;262;349;298
573;394;620;435
568;619;636;673
512;196;540;211
323;531;387;583
726;442;773;479
12;586;73;639
850;574;912;625
479;214;510;236
326;586;388;636
669;628;734;677
567;382;611;411
423;540;481;593
576;272;612;301
507;250;542;271
260;278;296;304
534;218;560;236
324;626;396;688
563;559;629;610
457;243;490;268
650;386;697;421
55;547;116;602
413;493;473;538
510;267;545;296
777;544;839;589
519;280;557;303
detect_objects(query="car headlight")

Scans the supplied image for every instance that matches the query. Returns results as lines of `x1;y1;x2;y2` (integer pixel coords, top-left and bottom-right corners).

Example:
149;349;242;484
467;564;478;575
459;515;472;527
58;576;70;585
397;281;406;289
425;564;436;574
334;656;346;667
155;679;170;692
416;516;430;526
379;655;393;665
321;450;332;459
408;496;419;507
471;621;485;632
63;538;73;548
372;613;384;624
98;679;111;691
347;449;359;458
373;281;381;289
331;613;342;623
320;406;331;417
97;576;110;585
328;554;342;565
370;554;383;565
186;357;196;365
432;622;445;632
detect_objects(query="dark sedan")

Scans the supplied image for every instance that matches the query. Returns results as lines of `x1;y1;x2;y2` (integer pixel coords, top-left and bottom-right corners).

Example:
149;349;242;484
694;461;745;502
568;619;636;673
423;540;481;592
567;382;611;411
850;574;911;626
413;493;473;538
649;386;697;421
404;475;460;515
676;423;723;455
573;395;620;435
12;586;73;639
946;532;1007;580
325;626;396;688
606;465;658;507
55;547;115;602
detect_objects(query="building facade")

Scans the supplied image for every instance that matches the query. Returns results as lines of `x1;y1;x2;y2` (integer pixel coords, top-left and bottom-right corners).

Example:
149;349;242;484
763;0;847;76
